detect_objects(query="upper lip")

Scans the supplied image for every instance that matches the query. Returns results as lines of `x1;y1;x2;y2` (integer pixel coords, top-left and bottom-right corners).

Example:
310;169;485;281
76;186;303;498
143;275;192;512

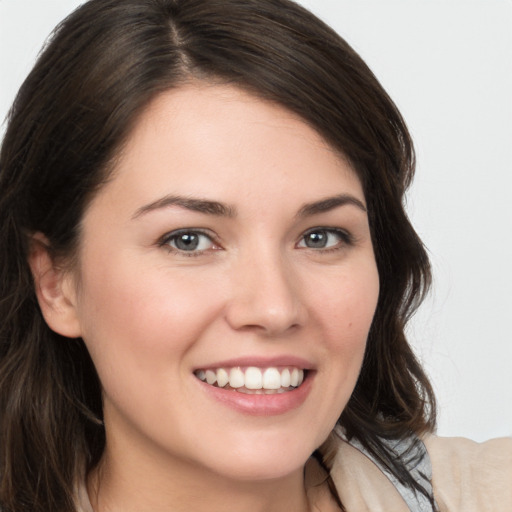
193;355;315;371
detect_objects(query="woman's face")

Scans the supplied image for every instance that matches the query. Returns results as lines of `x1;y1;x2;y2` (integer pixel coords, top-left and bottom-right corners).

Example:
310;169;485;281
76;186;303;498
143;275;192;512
67;84;379;482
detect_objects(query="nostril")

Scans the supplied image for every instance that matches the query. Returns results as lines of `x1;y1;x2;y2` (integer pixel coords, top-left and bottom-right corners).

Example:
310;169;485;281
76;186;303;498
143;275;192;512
224;299;305;335
223;258;307;334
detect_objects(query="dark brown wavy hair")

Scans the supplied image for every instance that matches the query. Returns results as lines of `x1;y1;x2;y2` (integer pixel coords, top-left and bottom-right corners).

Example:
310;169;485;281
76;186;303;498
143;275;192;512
0;1;436;510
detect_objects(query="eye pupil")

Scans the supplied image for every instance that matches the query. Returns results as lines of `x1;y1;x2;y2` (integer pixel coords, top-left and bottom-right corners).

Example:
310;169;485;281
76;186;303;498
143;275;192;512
175;233;199;251
305;231;327;248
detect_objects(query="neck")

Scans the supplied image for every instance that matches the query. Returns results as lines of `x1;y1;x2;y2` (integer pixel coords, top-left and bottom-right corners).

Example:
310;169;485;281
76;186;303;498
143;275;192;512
87;444;311;512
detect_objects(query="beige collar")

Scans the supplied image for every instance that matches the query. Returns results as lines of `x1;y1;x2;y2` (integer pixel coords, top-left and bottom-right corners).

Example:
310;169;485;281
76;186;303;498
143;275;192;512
328;439;410;511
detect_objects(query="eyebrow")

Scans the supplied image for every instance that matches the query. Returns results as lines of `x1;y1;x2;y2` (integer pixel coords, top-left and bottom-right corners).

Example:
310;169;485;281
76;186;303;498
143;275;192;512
296;194;367;218
132;192;366;220
132;195;237;219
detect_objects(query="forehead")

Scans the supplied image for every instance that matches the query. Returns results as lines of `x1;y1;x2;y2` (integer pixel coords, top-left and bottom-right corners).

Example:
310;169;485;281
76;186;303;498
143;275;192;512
89;83;364;218
126;83;343;160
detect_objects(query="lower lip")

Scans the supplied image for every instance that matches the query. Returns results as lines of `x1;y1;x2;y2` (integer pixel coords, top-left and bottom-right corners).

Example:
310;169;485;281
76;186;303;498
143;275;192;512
197;372;314;416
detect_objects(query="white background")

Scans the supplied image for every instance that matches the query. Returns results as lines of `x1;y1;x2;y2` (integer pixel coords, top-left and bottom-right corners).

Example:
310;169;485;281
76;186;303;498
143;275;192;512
1;0;510;442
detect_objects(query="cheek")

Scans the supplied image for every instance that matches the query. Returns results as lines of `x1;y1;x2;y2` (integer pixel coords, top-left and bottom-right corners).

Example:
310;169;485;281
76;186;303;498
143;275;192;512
74;260;229;441
75;257;224;385
313;260;379;345
311;260;379;410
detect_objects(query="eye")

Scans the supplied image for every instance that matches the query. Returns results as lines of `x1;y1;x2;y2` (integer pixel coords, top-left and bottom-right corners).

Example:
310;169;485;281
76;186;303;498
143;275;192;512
161;229;217;253
297;228;351;250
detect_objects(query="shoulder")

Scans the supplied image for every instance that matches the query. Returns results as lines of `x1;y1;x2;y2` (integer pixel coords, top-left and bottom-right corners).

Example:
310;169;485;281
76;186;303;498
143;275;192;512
326;432;512;511
422;434;512;511
327;435;419;511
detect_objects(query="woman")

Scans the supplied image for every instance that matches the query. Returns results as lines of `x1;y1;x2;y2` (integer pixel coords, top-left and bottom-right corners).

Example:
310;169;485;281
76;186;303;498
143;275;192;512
0;1;510;511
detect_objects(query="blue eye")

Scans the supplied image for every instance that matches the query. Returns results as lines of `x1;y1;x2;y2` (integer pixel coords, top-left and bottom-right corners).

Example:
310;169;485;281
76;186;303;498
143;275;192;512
163;230;215;253
298;228;350;250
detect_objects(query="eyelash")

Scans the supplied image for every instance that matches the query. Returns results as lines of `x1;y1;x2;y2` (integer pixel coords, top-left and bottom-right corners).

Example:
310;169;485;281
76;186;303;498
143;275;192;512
298;227;354;253
159;229;220;258
158;227;353;257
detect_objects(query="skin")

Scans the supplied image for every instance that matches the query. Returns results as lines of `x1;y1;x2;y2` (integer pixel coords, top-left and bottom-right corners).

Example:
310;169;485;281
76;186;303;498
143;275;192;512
32;83;379;512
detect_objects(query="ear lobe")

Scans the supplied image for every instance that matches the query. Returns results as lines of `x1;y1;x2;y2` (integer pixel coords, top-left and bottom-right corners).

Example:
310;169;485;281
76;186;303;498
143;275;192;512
28;233;82;338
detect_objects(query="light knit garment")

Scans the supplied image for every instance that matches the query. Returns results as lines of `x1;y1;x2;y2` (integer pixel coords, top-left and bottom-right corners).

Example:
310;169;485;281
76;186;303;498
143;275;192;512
346;435;435;510
328;434;512;511
77;434;512;511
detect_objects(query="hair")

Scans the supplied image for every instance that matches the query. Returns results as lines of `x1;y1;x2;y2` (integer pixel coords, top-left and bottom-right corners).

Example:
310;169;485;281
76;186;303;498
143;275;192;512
0;0;436;510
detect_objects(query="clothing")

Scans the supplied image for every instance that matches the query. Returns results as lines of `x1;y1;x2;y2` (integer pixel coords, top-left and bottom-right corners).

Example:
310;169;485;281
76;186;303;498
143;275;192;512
78;434;512;511
309;433;512;511
424;435;512;511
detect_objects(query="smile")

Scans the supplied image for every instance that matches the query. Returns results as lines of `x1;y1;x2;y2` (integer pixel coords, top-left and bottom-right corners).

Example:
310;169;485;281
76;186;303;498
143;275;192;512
194;366;305;394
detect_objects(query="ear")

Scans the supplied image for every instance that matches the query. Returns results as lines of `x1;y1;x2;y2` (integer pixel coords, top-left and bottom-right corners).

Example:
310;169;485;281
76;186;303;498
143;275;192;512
28;233;82;338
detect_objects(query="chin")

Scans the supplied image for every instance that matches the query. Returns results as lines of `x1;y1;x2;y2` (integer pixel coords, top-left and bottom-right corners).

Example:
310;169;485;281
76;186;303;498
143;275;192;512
195;431;322;482
209;456;307;483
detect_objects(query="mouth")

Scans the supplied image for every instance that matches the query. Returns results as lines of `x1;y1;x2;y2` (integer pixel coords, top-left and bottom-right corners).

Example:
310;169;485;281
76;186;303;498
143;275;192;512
194;366;306;395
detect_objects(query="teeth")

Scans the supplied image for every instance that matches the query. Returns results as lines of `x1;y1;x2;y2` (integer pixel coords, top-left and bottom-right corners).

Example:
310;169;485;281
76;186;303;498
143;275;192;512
238;388;265;395
245;367;263;389
280;368;291;387
262;368;281;389
229;367;244;388
205;370;217;385
195;366;306;391
216;368;229;388
290;368;299;387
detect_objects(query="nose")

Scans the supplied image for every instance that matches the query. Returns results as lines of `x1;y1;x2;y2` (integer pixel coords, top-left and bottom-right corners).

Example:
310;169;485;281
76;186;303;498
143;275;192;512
224;249;307;336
